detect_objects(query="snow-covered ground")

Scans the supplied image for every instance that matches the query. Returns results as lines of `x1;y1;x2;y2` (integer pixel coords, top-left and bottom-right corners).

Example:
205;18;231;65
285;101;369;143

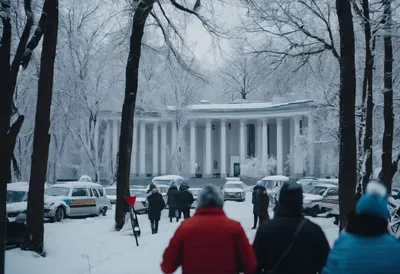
6;193;339;274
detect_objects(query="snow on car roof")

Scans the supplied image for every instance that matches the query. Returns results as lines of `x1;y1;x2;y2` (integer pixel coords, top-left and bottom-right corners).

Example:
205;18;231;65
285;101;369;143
316;178;338;184
315;183;338;188
225;181;244;184
261;175;290;181
53;181;103;188
225;177;241;181
7;182;29;192
152;175;183;181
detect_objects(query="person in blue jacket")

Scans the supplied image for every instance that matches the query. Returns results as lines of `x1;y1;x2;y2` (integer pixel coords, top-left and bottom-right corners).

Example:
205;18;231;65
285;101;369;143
323;179;400;274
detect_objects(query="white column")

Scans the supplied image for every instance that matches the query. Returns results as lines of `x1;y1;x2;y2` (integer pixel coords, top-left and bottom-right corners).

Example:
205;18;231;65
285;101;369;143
220;119;227;177
152;122;159;176
276;118;283;174
308;114;315;176
131;121;138;176
262;119;269;163
190;121;196;177
139;121;146;177
160;122;167;175
239;119;246;163
112;119;119;168
205;120;212;177
293;116;304;175
171;121;177;159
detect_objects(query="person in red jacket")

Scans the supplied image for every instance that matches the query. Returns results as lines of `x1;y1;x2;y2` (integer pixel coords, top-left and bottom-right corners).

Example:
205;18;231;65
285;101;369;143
161;184;257;274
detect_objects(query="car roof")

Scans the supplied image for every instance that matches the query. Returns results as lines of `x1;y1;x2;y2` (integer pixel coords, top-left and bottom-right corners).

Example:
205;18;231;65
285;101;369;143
316;178;338;184
225;181;244;184
7;182;29;191
52;182;103;188
225;177;240;181
315;183;338;188
152;175;183;181
261;175;290;181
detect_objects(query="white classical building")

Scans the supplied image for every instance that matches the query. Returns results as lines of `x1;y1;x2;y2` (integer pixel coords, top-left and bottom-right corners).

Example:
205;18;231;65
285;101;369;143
91;94;332;181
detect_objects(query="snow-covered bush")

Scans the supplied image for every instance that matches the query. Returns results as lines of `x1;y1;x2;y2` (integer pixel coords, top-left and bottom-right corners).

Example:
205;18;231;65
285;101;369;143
240;156;277;178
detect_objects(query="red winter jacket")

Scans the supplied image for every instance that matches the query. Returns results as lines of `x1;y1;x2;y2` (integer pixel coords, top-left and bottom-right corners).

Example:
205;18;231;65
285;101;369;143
161;207;257;274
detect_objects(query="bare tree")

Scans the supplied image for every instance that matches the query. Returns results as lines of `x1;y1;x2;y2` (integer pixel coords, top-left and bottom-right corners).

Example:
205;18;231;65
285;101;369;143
114;0;222;230
336;0;357;230
219;42;266;101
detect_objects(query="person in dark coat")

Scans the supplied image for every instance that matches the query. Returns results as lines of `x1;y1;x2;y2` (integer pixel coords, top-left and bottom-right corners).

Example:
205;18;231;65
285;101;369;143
161;184;257;274
147;183;156;194
147;185;165;234
167;183;180;223
178;183;194;219
258;190;270;224
252;181;266;229
253;182;330;274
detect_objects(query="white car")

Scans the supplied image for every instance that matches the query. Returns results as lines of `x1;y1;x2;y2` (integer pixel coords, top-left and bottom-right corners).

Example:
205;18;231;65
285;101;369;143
303;183;339;217
223;178;246;202
6;182;30;223
188;187;202;208
43;182;111;222
105;186;117;204
130;188;148;214
152;175;184;187
258;175;290;204
78;175;92;182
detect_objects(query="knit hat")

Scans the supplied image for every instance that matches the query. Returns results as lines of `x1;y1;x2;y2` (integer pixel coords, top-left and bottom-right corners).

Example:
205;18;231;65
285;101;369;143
278;182;303;212
197;184;224;209
356;180;388;219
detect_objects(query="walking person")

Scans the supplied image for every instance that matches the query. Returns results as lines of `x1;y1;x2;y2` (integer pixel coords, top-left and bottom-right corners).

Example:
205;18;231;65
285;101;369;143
161;184;257;274
167;183;180;222
258;190;270;224
147;185;165;234
252;181;266;229
323;180;400;274
178;183;194;219
253;181;330;274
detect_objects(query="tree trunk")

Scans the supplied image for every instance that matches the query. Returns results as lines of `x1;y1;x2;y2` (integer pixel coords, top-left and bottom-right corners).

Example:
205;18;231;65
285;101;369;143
361;0;374;191
336;0;357;230
25;0;58;255
114;2;153;230
379;0;394;192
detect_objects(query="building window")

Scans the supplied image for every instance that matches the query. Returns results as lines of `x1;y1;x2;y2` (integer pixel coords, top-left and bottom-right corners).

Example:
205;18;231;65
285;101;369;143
247;124;255;157
212;125;215;130
300;120;303;135
228;123;231;130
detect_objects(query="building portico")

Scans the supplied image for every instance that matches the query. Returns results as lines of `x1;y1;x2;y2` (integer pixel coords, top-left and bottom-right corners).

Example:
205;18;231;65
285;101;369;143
95;98;318;180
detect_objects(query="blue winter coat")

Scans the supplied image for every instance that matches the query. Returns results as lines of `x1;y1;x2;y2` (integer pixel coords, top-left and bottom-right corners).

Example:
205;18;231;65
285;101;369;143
323;232;400;274
252;185;265;215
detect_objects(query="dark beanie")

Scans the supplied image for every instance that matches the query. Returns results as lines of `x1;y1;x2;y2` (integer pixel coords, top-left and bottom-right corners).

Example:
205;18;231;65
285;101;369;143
278;182;303;212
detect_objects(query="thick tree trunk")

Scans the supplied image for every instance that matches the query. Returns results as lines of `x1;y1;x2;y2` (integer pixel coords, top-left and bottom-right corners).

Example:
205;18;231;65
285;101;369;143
379;0;394;192
25;0;58;255
361;0;374;191
114;2;153;230
336;0;357;230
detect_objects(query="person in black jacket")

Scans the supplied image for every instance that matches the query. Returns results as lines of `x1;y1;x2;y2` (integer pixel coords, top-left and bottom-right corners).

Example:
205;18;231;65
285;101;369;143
167;183;180;222
178;183;194;219
147;185;165;234
252;182;330;274
252;181;266;229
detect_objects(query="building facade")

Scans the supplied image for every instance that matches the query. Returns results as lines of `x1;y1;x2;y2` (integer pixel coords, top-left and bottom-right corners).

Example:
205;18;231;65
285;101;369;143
90;96;332;181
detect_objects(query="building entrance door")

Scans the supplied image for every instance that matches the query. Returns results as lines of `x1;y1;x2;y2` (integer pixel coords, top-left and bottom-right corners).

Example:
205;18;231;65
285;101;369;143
233;163;240;177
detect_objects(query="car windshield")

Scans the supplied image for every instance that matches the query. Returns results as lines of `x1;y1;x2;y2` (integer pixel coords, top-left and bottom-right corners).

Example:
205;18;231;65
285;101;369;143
262;180;276;189
45;187;70;197
302;184;315;194
224;184;243;189
105;189;116;196
153;179;173;186
310;186;327;196
130;189;146;197
7;190;27;203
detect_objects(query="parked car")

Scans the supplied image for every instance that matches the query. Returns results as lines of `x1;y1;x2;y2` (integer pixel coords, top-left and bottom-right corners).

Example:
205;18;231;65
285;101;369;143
43;181;111;222
6;182;30;223
188;187;202;208
105;186;117;204
152;175;184;187
258;175;290;204
223;178;246;202
303;183;339;217
130;188;148;214
296;177;318;194
78;175;92;182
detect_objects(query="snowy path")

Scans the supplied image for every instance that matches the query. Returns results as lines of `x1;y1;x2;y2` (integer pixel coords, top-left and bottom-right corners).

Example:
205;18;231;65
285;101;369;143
5;193;339;274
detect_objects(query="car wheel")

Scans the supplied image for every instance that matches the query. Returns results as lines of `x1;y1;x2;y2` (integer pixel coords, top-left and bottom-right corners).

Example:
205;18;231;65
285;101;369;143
310;206;320;217
54;207;64;222
102;207;107;216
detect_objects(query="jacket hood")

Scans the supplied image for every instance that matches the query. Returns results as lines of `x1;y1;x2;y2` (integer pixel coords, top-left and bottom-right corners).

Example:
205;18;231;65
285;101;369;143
278;182;303;213
197;184;224;209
